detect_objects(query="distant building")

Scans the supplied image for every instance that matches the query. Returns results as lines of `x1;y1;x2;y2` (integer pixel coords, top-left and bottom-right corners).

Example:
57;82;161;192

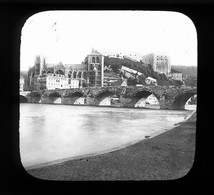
45;74;79;90
123;54;141;62
101;52;124;59
27;49;104;90
20;75;25;91
120;66;142;79
87;49;104;87
141;53;171;75
170;68;183;81
145;77;157;86
101;52;141;62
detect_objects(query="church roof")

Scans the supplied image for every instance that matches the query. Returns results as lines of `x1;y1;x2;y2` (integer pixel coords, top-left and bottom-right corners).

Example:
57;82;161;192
64;63;87;70
45;63;87;70
88;49;102;56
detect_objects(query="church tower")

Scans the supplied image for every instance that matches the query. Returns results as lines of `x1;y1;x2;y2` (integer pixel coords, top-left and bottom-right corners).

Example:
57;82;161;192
34;55;41;75
87;49;104;87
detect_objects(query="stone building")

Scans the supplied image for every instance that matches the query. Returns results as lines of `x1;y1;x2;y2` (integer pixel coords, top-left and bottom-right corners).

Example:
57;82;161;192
27;50;104;90
45;74;79;90
170;68;183;81
141;53;171;75
145;77;157;86
120;66;143;79
87;49;104;87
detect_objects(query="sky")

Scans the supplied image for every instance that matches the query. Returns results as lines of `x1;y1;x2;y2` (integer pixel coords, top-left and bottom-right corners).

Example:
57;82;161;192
20;11;197;71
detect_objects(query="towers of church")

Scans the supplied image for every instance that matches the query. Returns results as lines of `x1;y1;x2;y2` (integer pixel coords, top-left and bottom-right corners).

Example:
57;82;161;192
35;55;40;75
87;49;104;87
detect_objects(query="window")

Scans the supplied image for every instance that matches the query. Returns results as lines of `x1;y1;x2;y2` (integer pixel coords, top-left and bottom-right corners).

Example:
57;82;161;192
96;57;100;63
97;65;101;71
83;72;87;80
90;64;93;70
73;71;77;79
92;57;95;63
78;72;82;78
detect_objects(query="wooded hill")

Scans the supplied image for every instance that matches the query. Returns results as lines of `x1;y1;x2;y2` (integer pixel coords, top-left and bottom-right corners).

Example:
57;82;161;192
171;65;197;77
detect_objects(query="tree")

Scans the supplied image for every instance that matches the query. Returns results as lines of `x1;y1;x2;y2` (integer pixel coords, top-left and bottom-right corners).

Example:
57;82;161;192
127;77;138;86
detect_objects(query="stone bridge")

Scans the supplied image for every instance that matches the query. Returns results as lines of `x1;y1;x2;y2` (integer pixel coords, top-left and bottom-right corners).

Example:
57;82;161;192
20;86;197;110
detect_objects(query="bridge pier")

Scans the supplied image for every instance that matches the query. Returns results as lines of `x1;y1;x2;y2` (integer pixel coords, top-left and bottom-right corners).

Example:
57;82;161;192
40;96;59;104
119;97;136;107
62;97;79;105
26;95;41;103
85;96;96;105
158;98;174;110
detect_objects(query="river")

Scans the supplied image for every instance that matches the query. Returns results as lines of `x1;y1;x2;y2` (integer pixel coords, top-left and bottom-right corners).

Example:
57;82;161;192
19;103;196;169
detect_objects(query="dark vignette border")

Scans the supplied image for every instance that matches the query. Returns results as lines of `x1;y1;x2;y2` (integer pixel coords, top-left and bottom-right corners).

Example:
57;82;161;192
2;1;212;195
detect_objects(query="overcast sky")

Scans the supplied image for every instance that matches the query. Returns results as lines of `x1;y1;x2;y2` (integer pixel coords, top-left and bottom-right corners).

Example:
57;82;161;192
20;11;197;71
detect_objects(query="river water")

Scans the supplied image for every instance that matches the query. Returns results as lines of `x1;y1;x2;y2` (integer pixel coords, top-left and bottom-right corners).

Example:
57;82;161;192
19;103;195;168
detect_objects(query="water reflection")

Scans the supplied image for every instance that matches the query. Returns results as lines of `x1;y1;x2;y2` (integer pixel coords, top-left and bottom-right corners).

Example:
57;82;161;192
20;104;194;168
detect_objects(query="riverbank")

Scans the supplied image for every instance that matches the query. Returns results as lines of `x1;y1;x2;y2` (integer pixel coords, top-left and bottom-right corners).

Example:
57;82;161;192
27;111;196;180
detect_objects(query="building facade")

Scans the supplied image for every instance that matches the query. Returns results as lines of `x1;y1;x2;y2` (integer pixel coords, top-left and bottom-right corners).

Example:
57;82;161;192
120;66;142;79
87;50;104;87
46;74;79;90
28;50;104;90
141;53;171;75
145;77;157;86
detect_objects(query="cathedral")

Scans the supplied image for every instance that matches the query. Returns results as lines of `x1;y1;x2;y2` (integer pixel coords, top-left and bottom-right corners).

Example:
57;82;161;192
28;50;104;91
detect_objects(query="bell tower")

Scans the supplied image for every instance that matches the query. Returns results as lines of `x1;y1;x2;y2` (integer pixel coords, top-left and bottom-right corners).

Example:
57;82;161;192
34;55;41;75
87;49;104;87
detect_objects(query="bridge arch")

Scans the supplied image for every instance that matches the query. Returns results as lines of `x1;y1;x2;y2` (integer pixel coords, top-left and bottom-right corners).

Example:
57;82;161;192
66;91;85;104
130;89;160;108
94;90;115;106
172;92;197;110
49;91;62;104
20;95;28;103
26;91;41;103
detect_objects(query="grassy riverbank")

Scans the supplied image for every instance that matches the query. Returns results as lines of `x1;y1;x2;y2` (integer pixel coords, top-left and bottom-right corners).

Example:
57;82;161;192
27;111;196;180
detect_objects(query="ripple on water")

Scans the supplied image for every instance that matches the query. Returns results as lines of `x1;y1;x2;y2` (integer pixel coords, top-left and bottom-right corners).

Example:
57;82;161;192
20;104;195;167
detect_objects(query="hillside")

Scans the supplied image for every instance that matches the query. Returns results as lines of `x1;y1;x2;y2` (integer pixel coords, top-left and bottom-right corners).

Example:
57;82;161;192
104;57;182;86
171;65;197;77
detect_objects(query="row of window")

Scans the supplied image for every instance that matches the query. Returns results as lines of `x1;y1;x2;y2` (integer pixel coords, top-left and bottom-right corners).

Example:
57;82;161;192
45;72;87;79
47;83;78;86
71;72;87;79
92;57;100;63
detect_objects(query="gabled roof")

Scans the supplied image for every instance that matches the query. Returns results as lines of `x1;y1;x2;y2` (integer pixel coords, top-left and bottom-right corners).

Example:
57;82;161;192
88;49;102;56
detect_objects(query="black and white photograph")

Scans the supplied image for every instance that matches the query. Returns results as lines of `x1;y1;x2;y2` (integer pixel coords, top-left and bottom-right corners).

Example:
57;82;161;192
19;11;197;180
